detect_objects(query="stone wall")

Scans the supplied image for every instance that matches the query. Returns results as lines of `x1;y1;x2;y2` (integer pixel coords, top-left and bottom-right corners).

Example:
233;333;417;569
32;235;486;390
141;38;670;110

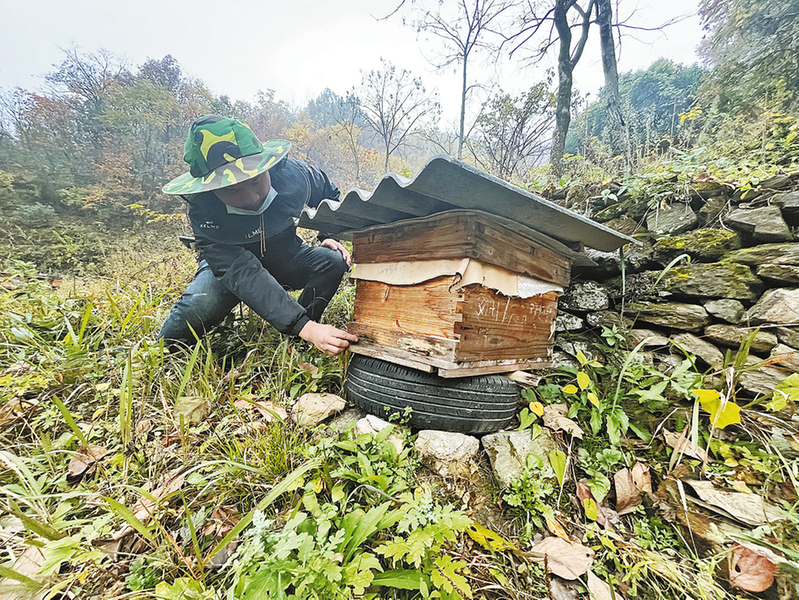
555;174;799;398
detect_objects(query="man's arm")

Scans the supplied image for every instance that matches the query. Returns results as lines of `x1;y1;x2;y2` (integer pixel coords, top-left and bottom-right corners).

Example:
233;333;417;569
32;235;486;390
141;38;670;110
198;240;357;354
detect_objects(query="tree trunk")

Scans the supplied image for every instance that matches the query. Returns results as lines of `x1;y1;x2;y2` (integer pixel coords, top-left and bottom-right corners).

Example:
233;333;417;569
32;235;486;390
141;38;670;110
458;57;468;160
549;1;574;180
597;0;632;170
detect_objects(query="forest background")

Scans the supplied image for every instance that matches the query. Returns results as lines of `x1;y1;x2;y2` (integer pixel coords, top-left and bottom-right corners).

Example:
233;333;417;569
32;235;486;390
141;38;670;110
2;0;796;276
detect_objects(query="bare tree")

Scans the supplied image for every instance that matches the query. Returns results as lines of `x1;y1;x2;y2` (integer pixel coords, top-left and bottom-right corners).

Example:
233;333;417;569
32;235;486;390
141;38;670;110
597;0;631;169
354;59;439;172
396;0;511;160
472;83;555;179
508;0;596;179
46;46;131;105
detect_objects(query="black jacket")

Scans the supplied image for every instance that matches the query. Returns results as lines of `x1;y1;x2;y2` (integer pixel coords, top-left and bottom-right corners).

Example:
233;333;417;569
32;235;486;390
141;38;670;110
186;157;340;336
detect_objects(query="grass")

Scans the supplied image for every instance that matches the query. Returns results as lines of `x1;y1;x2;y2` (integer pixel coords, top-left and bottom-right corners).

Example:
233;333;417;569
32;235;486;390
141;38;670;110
1;241;799;599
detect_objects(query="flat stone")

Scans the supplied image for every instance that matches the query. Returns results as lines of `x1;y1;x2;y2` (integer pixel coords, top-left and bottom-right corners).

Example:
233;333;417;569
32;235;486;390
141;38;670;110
652;228;740;264
655;353;684;375
555;313;585;332
748;288;799;325
773;191;799;226
756;264;799;285
739;367;788;397
646;203;698;235
586;310;632;329
704;324;778;353
671;333;724;367
415;430;479;477
760;174;793;190
770;344;799;373
551;350;579;369
627;329;670;348
626;301;710;332
661;262;762;301
726;206;792;243
697;196;727;226
560;281;610;311
293;393;347;427
728;243;799;266
603;214;644;236
354;415;405;455
554;338;603;364
327;408;367;434
776;327;799;348
703;299;746;324
482;429;560;488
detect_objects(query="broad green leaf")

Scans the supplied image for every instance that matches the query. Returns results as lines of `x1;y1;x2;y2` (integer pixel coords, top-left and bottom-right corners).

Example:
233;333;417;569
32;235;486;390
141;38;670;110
549;450;568;487
371;569;424;590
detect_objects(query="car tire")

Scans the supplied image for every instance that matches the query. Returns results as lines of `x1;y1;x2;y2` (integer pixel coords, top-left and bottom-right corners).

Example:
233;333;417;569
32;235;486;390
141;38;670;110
345;354;519;434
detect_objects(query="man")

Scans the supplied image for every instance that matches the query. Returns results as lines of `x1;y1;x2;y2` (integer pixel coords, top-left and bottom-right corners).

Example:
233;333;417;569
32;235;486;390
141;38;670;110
159;115;357;356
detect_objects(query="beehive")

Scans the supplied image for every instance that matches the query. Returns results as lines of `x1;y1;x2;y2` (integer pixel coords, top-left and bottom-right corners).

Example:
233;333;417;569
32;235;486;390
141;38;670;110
347;210;572;377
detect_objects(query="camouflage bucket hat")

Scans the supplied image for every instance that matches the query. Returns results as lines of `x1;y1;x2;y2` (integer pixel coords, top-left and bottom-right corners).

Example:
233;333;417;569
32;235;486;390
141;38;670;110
162;115;291;195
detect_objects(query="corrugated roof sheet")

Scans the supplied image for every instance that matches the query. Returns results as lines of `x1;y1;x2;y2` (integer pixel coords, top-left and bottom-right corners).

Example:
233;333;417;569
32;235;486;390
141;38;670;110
298;155;635;252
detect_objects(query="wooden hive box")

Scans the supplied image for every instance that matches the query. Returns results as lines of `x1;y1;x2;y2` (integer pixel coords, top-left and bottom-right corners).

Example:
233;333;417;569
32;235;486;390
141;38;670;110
347;210;572;377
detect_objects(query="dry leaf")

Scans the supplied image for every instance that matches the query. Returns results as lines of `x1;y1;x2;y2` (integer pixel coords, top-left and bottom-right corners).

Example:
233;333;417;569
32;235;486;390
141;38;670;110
173;396;211;424
550;577;581;600
297;362;319;376
729;545;777;592
232;422;271;436
549;417;584;438
663;429;709;461
587;570;616;600
68;444;108;477
543;403;568;418
135;419;153;436
542;404;583;437
222;367;241;384
685;480;785;526
0;397;26;425
530;537;594;580
2;361;31;376
545;516;571;541
233;399;288;422
132;470;185;521
614;468;642;516
631;463;652;493
203;505;240;538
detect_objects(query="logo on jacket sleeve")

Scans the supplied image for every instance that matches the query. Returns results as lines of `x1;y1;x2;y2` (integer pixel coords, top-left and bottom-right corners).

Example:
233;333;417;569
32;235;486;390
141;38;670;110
198;220;220;230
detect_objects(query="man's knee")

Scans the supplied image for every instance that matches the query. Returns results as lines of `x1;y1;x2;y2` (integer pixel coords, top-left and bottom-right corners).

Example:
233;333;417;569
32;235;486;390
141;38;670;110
322;247;348;279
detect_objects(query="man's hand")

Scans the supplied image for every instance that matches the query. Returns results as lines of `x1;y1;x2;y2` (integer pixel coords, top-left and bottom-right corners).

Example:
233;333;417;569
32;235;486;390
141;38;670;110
321;238;351;267
299;321;358;356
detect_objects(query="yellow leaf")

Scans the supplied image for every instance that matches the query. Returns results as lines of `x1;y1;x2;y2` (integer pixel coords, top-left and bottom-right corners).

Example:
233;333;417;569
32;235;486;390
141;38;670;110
587;392;599;407
563;384;578;395
692;389;741;429
467;522;517;553
545;516;570;541
577;372;591;391
576;350;588;365
529;401;545;417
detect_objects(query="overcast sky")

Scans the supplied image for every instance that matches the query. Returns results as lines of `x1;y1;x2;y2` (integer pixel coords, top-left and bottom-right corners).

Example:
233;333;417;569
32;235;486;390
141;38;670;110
1;0;704;124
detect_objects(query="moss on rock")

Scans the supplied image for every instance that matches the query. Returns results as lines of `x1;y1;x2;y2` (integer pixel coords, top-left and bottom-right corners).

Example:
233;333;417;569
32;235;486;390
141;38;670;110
652;228;740;264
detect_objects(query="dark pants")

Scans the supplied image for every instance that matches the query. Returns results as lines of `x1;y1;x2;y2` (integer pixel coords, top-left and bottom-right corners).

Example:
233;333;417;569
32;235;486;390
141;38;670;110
159;238;348;344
